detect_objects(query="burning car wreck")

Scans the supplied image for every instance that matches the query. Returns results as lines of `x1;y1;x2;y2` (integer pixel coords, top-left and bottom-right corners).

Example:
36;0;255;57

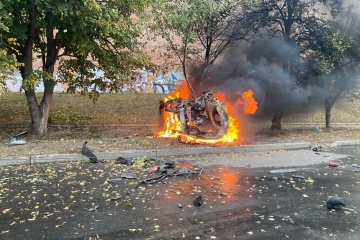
159;90;230;140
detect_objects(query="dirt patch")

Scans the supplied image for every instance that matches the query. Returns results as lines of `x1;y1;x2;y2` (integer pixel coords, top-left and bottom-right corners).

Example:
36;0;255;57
1;92;360;158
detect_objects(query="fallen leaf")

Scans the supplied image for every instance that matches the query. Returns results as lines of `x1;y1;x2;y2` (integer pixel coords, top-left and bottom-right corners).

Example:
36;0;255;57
2;209;11;214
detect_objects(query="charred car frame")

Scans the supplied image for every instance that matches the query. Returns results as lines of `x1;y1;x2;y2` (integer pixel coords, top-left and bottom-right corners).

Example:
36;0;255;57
160;90;229;139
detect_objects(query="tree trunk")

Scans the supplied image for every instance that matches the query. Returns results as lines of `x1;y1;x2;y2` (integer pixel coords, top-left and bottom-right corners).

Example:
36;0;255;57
325;98;331;128
271;105;285;130
269;21;291;130
24;14;59;136
271;116;282;129
25;80;56;135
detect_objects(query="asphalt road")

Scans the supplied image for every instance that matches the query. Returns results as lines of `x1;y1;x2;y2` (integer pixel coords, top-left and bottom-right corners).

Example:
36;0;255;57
1;145;360;240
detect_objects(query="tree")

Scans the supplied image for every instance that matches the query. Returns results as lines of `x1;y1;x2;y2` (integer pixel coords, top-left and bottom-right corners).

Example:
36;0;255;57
0;0;152;136
306;8;360;128
243;0;344;129
151;0;249;93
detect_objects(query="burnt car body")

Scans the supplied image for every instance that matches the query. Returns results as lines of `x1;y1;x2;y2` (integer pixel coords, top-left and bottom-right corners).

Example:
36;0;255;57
160;90;229;139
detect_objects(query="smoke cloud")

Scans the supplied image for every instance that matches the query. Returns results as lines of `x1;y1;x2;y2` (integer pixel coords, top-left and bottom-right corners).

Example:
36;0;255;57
190;37;326;120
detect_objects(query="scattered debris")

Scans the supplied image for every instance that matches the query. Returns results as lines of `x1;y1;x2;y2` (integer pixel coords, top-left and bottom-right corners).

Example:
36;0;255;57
132;156;152;167
116;157;132;165
292;175;305;179
329;162;340;167
108;178;123;183
149;166;158;174
193;196;203;207
315;127;323;132
147;156;168;162
84;205;99;212
304;178;315;183
6;131;28;145
121;172;138;179
269;169;297;174
327;196;356;212
115;156;175;171
312;145;323;152
178;204;183;208
6;138;26;145
81;142;99;163
136;165;203;187
110;197;121;201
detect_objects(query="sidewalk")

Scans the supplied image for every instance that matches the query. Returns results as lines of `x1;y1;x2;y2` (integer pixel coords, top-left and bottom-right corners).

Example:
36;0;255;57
2;140;360;166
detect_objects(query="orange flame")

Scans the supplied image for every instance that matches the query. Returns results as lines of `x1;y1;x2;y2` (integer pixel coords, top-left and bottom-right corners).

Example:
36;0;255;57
171;80;191;99
159;83;257;144
237;90;258;114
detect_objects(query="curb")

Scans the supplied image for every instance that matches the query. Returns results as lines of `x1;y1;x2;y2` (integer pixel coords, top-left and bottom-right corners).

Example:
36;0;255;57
330;140;360;147
1;141;359;166
1;142;312;166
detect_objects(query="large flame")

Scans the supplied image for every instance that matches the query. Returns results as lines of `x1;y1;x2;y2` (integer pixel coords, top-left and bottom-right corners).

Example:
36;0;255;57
159;81;258;144
236;90;258;114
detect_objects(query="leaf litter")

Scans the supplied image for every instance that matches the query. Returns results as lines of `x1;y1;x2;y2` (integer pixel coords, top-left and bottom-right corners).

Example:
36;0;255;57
0;155;232;237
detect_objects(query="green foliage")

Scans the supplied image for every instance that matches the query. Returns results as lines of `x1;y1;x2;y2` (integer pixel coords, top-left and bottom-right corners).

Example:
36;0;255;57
297;27;353;89
316;27;353;65
0;0;154;94
0;49;18;84
0;11;19;84
152;0;201;62
21;70;53;91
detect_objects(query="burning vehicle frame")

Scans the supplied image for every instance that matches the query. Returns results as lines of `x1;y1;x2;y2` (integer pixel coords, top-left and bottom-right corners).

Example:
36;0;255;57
160;90;230;140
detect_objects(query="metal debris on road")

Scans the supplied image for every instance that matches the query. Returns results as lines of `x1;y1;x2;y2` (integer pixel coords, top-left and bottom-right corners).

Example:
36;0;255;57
327;196;356;213
121;172;138;179
110;197;121;201
108;178;123;183
193;196;203;207
292;175;305;179
116;157;132;165
81;141;99;163
84;205;99;212
136;165;204;187
328;162;340;167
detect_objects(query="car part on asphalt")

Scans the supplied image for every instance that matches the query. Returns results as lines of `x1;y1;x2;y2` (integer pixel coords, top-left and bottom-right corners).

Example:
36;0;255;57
116;156;132;165
108;178;123;183
81;141;98;163
84;205;99;212
327;196;356;212
160;90;229;139
193;195;203;207
121;172;138;179
136;166;204;187
328;162;340;167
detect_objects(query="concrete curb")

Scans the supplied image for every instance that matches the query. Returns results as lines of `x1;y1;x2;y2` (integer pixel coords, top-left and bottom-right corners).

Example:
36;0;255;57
330;140;360;147
1;140;359;166
0;142;312;166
